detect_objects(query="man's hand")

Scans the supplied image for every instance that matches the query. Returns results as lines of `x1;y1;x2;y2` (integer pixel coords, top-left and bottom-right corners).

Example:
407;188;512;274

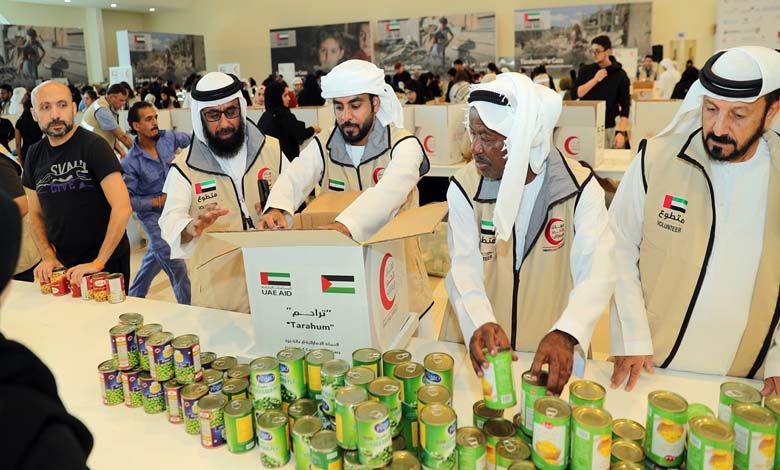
182;205;230;243
469;323;517;377
258;208;289;230
311;125;322;134
611;355;654;392
34;256;64;284
319;222;351;238
531;330;578;396
612;132;627;149
761;377;780;397
152;194;167;209
67;262;100;288
594;68;608;82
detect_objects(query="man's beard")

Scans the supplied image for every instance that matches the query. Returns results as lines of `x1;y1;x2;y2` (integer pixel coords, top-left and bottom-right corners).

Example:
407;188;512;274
42;118;74;138
147;128;161;141
203;119;245;158
703;126;763;162
338;114;374;144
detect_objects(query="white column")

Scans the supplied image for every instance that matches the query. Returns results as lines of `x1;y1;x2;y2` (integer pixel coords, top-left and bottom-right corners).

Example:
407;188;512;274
83;7;106;83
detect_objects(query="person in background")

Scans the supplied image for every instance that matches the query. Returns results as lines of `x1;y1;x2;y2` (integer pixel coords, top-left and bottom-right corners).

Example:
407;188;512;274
444;68;457;102
317;29;346;73
448;69;471;104
121;82;138;108
80;83;133;157
531;65;556;91
0;84;12;114
258;81;320;161
68;85;81;111
657;58;682;99
14;98;43;166
298;74;326;106
671;65;699;100
253;83;266;107
240;81;252;107
83;89;97;109
122;102;191;304
77;86;93;112
0;116;13;153
432;17;454;68
637;55;657;81
9;87;27;115
403;79;428;105
350;22;372;61
286;87;298;108
19;28;45;80
558;76;574;100
482;62;499;83
392;62;412;92
159;87;180;109
0;143;40;281
292;77;304;98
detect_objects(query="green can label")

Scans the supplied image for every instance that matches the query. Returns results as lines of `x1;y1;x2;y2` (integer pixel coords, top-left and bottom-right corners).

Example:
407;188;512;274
293;416;322;470
687;420;734;470
521;371;547;436
250;359;282;413
532;400;570;470
224;399;256;453
369;378;403;437
733;420;776;469
322;376;346;416
457;429;486;470
402;416;420;454
420;408;457;468
357;404;393;467
482;349;516;409
353;348;382;376
572;419;611;469
278;348;308;404
423;352;454;397
257;411;291;468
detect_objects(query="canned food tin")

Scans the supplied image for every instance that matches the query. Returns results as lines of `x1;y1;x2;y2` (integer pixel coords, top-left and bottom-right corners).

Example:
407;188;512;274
764;396;780;470
293;415;323;470
50;268;69;296
370;376;403;437
199;394;227;448
278;347;308;405
222;378;250;402
289;398;319;432
204;368;224;395
402;416;421;456
423;352;455;396
686;403;715;435
107;273;125;303
306;349;335;399
496;437;531;470
146;331;175;381
109;323;139;371
392;450;421;470
38;276;51;294
120;367;142;408
79;274;91;300
419;404;457;468
172;334;202;384
393;433;407;451
719;382;761;424
474;400;505;429
224;398;256;453
484;419;516;470
310;429;343;470
507;462;536;470
572;405;612;470
257;409;291;467
212;356;238;377
521;370;548;437
418;384;452;417
345;449;371;470
139;371;166;414
612;419;645;446
610;463;643;470
98;360;124;406
201;351;217;370
321;359;350;416
686;415;734;470
531;397;571;470
569;380;607;409
732;403;777;470
644;390;688;467
356;401;393;467
119;312;144;328
336;385;369;450
383;349;413;378
346;366;376;391
456;426;487;470
182;383;209;435
250;356;282;413
395;362;425;414
90;272;108;300
481;348;516;410
610;439;644;464
70;279;81;298
353;348;382;376
136;323;162;372
227;364;251;383
163;380;184;423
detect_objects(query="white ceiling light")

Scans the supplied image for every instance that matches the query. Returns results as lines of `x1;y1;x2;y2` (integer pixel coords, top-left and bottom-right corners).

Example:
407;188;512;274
110;3;117;7
148;7;155;11
64;0;71;3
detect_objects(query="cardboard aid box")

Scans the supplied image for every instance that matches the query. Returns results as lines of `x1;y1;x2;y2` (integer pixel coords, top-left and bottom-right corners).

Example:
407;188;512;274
290;105;335;130
414;103;468;165
629;99;682;150
553;100;606;167
207;192;448;359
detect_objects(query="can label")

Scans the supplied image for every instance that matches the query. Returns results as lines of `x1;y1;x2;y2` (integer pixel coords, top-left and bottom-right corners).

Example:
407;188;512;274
482;350;516;409
647;413;686;466
279;358;307;403
402;416;420;455
174;341;202;384
572;423;611;470
225;409;255;453
457;440;486;470
111;330;139;371
371;382;403;437
734;423;775;470
251;369;282;413
311;447;342;470
165;387;183;423
293;427;319;470
532;411;569;469
423;369;453;397
522;378;545;436
99;368;124;406
70;281;81;298
80;275;91;300
420;420;457;468
687;429;734;470
50;270;69;296
308;363;323;399
183;396;203;435
93;276;109;301
140;378;165;414
258;421;290;467
108;274;125;303
321;374;345;416
149;340;174;381
121;370;142;408
138;335;152;371
336;401;360;450
200;408;226;448
358;414;392;467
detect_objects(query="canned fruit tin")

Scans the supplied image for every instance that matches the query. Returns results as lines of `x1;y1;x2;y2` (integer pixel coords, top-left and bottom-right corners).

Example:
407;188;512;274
457;426;487;470
224;398;256;453
278;347;308;404
163;380;184;423
569;380;607;409
306;349;335;399
481;348;516;410
687;415;734;470
98;360;124;406
121;367;142;408
199;394;227;448
521;370;548;437
118;312;143;328
321;359;350;416
419;404;457;468
212;356;238;377
572;405;613;470
257;409;290;467
395;362;425;411
353;348;382;376
474;400;505;429
719;382;761;424
532;397;571;470
107;273;125;303
418;384;452;417
484;418;516;470
507;463;536;470
686;403;715;435
136;323;162;371
222;378;250;402
496;437;531;470
38;276;51;294
293;415;323;470
612;419;645;446
610;439;644;464
70;280;81;298
645;390;688;467
310;430;343;470
109;323;139;371
92;272;109;301
204;368;224;395
732;403;777;470
392;450;421;470
423;352;455;396
383;349;413;378
346;366;376;391
182;383;209;435
201;351;217;370
764;396;780;470
172;334;202;384
139;371;166;414
370;376;403;437
250;356;283;413
78;275;91;299
356;401;393;467
610;463;643;470
336;386;369;450
147;331;175;381
50;268;69;296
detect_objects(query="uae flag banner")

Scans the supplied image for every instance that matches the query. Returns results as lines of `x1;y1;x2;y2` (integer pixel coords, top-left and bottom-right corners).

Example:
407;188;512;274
321;275;356;294
261;272;291;287
195;180;216;194
663;194;688;213
480;219;495;235
328;178;346;192
524;12;541;22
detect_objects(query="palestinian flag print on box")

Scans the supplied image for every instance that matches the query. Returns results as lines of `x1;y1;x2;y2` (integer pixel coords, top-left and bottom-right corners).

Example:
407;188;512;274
328;179;345;192
195;179;216;194
321;275;355;294
663;194;688;213
261;272;291;288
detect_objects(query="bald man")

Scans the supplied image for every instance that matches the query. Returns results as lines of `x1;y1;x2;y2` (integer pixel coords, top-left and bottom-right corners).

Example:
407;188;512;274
22;81;132;290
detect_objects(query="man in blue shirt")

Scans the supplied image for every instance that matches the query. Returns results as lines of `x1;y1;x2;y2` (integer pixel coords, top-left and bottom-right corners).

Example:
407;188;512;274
121;102;191;303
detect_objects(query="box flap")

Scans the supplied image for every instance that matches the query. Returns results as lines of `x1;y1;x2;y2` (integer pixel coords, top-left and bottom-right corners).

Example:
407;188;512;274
364;202;448;245
206;229;358;248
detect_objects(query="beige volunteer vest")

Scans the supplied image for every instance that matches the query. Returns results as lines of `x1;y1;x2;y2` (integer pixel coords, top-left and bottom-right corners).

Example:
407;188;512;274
80;96;118;150
439;151;593;352
171;122;283;313
0;152;40;274
314;123;433;315
636;129;780;378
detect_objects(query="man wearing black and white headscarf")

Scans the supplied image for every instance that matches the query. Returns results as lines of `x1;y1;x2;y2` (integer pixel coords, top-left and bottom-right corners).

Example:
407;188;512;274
159;72;289;312
610;46;780;394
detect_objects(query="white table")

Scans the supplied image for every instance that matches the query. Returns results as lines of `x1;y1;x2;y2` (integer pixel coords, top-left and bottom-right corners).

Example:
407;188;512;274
594;149;634;181
0;281;760;469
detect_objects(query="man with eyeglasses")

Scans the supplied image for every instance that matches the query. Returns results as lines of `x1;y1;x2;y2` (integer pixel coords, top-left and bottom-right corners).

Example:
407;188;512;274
575;35;631;149
159;72;289;313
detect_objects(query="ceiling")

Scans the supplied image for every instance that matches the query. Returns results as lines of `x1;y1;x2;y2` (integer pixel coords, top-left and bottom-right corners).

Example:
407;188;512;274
9;0;192;13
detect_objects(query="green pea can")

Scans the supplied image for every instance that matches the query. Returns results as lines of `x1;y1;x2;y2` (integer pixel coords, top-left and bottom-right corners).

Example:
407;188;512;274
612;419;645;447
423;352;454;397
98;359;124;406
346;366;376;392
610;439;644;464
507;462;536;470
456;426;487;470
182;383;209;435
402;416;421;456
571;405;612;470
293;415;323;470
686;415;734;470
147;331;175;382
224;398;256;453
732;403;777;470
306;349;335;400
369;377;403;437
120;367;142;408
172;334;202;384
321;359;350;416
644;390;687;467
200;351;217;370
718;381;761;424
531;397;571;470
356;401;393;467
520;370;548;437
353;348;382;376
336;385;369;450
569;380;607;409
418;384;452;417
289;398;319;444
610;463;643;470
257;409;291;467
383;349;412;378
222;378;250;402
310;429;343;470
419;404;457;468
474;400;505;430
392;450;421;470
481;347;516;410
278;347;308;408
394;362;425;415
109;323;140;371
496;437;531;470
212;356;238;377
139;371;166;414
393;433;408;451
198;393;227;448
250;356;282;414
764;395;780;470
345;450;371;470
163;379;184;423
484;418;515;470
136;323;162;372
204;368;224;395
227;364;250;383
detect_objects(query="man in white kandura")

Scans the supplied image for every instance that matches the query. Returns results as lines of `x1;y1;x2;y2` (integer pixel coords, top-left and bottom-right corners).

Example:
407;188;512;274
609;46;780;394
259;60;433;315
439;73;615;395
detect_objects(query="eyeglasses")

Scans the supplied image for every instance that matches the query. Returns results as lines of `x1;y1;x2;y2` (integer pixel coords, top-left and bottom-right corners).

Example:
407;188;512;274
590;48;606;56
202;106;240;122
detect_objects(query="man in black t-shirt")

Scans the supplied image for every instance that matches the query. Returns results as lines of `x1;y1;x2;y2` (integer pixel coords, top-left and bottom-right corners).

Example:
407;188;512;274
21;81;132;289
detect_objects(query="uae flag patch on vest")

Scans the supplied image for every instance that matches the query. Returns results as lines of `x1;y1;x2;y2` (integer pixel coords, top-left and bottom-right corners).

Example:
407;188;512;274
328;178;345;192
480;219;495;235
195;179;216;194
663;194;688;213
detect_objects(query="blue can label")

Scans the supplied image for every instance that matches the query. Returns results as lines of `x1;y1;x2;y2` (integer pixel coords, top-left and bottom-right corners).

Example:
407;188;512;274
424;370;443;384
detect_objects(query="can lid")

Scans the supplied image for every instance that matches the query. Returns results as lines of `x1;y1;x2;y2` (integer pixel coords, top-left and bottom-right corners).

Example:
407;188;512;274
227;364;251;379
98;359;116;373
109;323;136;336
322;359;350;376
483;418;515;438
222;378;249;394
420;404;456;426
139;371;153;381
570;380;607;402
573;405;612;428
390;450;420;470
293;415;323;436
336;385;369;405
355;401;389;421
198;393;227;411
213;356;238;370
345;366;376;385
257;409;288;428
200;351;217;364
353;348;382;363
690;415;735;442
456;427;486;448
507;462;537;470
163;379;183;391
369;377;401;396
277;347;305;362
119;312;144;324
106;273;123;280
203;369;223;385
223;398;253;416
473;400;504;419
344;450;361;464
766;396;780;415
480;346;512;356
181;382;209;399
496;437;531;461
610;462;645;470
91;272;109;279
521;369;548;387
733;403;777;427
393;362;424;379
310;430;339;452
648;390;688;413
120;367;141;376
721;381;762;404
146;331;174;347
289;398;319;418
418;384;451;404
172;334;199;349
534;397;571;420
249;356;277;372
424;352;454;372
383;349;412;364
611;439;645;463
612;419;645;441
136;323;163;337
305;349;335;365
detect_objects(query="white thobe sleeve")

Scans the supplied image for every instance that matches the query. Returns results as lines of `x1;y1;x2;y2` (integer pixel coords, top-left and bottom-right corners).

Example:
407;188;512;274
335;138;424;242
608;153;655;356
264;139;324;218
160;169;197;259
763;331;780;379
550;178;616;354
444;182;497;352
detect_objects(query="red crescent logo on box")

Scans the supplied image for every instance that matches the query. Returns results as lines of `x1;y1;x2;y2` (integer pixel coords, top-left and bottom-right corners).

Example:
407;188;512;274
379;253;397;311
544;218;565;246
258;167;273;187
564;136;580;156
423;135;436;154
373;167;385;184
